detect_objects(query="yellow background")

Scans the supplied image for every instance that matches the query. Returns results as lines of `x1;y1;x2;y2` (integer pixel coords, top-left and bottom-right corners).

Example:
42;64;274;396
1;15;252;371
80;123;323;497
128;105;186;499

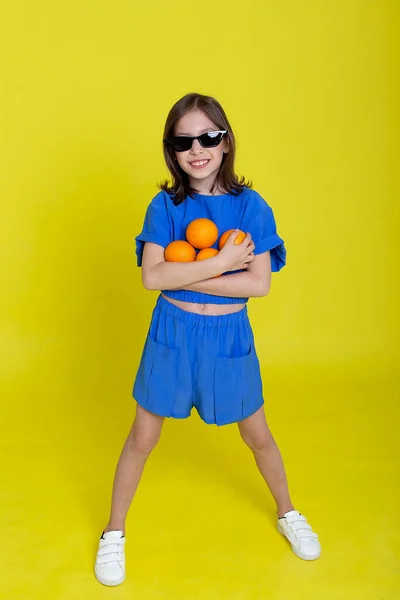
1;1;399;599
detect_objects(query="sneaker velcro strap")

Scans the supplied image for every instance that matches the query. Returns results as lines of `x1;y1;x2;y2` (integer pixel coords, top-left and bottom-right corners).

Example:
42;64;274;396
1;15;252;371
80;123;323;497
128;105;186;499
96;553;124;565
97;539;125;561
286;515;319;539
98;545;123;555
294;529;318;539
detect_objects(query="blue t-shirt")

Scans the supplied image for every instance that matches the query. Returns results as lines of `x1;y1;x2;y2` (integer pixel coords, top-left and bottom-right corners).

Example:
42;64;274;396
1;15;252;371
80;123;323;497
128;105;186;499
135;188;286;305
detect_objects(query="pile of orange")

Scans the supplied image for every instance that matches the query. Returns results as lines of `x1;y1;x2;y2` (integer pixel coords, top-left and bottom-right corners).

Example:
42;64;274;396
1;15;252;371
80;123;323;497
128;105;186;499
164;218;245;267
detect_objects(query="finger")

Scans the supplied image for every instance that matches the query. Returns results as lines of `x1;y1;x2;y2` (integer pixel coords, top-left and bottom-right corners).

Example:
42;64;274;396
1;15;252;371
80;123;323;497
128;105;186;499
243;232;252;246
248;242;255;253
244;253;255;264
225;230;241;245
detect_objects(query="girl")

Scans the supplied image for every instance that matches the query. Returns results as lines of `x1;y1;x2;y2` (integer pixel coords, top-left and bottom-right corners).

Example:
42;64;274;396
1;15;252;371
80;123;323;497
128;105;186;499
94;93;320;587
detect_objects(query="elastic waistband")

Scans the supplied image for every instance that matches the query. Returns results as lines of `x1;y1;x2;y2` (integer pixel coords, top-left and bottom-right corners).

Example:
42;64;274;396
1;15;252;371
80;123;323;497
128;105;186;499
155;294;248;327
162;289;247;305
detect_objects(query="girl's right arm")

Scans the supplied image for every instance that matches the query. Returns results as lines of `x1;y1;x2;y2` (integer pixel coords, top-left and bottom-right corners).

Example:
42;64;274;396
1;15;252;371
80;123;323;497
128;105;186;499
142;232;255;291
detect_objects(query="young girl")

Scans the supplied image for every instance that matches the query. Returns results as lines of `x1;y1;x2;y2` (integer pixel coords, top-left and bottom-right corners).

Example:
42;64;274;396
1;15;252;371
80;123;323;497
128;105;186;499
94;93;321;587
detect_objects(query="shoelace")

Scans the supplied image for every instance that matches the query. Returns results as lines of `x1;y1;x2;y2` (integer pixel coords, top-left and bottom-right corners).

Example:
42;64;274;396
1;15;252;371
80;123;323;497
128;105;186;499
285;514;318;540
97;537;125;564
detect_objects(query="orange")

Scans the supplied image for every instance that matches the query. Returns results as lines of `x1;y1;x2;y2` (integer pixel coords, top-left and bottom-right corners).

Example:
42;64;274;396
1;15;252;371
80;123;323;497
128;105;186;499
195;247;221;277
186;218;218;250
195;248;219;261
218;229;246;249
164;240;196;262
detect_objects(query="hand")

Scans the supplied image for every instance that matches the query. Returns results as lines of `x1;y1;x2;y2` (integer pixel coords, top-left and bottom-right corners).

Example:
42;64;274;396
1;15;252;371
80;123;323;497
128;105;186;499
217;231;255;272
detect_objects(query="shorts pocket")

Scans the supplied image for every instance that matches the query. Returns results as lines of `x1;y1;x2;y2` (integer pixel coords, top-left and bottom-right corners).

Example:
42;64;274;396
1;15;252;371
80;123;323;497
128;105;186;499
133;335;179;416
213;346;263;425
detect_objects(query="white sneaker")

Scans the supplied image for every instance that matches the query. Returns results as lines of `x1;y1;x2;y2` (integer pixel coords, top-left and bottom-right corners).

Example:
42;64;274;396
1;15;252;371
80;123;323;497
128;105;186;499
278;510;321;560
94;530;126;586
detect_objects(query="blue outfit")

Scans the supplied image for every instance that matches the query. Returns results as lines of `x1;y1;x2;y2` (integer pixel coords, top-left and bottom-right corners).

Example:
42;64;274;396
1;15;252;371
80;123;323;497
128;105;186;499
135;189;286;305
133;188;286;425
133;296;263;426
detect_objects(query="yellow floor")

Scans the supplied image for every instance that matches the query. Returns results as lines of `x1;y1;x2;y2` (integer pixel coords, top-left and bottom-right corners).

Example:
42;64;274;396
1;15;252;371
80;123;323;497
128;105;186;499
2;367;399;600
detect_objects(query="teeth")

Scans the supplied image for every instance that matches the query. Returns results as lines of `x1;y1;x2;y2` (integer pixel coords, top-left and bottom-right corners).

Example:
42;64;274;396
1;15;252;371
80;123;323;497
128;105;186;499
191;160;209;166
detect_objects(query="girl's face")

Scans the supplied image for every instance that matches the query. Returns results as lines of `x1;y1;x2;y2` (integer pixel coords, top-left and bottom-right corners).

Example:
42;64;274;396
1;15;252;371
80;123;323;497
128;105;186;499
173;109;228;194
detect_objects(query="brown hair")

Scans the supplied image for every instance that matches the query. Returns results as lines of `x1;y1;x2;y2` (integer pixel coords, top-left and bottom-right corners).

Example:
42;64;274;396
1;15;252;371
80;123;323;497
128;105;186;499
160;93;251;205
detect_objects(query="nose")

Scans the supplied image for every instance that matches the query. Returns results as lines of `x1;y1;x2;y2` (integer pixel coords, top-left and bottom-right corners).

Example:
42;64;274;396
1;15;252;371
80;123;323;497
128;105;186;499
190;138;203;155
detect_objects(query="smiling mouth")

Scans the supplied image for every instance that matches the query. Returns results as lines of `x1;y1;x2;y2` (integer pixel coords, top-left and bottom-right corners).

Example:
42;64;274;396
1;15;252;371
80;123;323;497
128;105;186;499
190;159;210;168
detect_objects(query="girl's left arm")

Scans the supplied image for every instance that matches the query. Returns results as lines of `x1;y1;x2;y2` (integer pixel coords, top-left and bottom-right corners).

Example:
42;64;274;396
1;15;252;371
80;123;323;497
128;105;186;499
181;252;271;298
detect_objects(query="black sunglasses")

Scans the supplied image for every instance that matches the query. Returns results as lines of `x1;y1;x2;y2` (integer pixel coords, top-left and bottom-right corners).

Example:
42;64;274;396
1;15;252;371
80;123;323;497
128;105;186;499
164;130;228;153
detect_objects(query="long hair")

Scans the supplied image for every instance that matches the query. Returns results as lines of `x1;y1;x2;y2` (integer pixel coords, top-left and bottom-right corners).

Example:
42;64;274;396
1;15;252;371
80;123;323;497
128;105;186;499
160;93;251;205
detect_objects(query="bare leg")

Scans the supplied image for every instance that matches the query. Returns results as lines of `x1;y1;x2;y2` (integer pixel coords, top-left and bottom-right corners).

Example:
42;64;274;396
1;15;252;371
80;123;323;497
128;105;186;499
238;407;294;517
105;405;164;534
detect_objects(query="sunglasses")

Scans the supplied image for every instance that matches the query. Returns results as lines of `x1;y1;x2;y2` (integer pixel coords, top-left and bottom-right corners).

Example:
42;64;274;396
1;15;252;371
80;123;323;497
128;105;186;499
164;130;228;153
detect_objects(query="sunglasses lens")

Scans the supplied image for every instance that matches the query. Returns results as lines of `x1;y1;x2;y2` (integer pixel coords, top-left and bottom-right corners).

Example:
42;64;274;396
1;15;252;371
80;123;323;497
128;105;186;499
199;131;224;148
169;137;193;152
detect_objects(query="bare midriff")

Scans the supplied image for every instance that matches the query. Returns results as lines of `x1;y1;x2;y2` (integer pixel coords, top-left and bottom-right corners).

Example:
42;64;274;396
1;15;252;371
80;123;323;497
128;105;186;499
161;293;245;316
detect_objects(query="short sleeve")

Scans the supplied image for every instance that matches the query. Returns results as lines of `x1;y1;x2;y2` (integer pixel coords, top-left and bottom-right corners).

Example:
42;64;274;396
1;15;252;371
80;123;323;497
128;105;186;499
135;192;172;267
241;192;286;272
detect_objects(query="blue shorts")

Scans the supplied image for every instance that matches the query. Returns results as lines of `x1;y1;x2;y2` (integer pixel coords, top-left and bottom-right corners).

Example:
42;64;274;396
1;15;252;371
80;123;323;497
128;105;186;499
133;295;264;426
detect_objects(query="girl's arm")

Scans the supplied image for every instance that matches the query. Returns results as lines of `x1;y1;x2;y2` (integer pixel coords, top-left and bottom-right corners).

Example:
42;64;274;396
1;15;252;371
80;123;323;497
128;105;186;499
141;233;255;291
181;252;272;298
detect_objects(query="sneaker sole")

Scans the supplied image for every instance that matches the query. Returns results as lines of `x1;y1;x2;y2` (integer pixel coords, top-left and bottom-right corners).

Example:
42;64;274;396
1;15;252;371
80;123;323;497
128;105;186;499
277;524;321;561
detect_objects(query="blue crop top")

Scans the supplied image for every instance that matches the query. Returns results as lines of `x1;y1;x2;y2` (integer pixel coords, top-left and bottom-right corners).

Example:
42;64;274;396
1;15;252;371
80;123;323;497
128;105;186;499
135;188;286;305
